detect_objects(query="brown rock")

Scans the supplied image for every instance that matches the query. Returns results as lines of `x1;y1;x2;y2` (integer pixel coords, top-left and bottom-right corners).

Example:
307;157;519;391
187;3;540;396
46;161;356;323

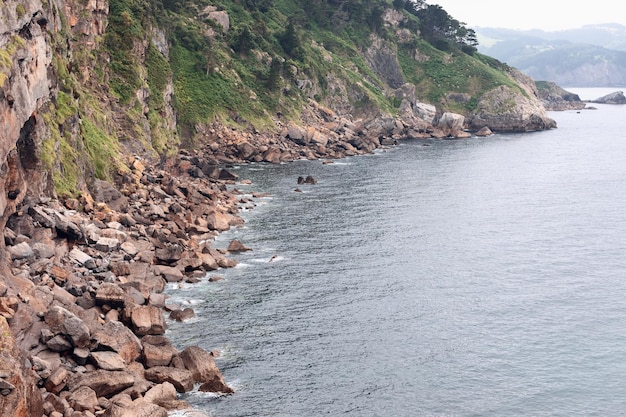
130;306;167;336
142;382;177;405
179;346;233;393
142;335;178;368
93;321;142;363
227;239;252;252
90;351;127;371
68;370;135;398
205;211;231;231
67;386;98;413
169;308;195;322
144;367;194;393
95;283;130;308
156;265;183;283
45;366;69;394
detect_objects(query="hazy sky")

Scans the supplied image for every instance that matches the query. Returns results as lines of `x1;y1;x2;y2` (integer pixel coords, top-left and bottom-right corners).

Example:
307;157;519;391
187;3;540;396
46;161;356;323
429;0;623;31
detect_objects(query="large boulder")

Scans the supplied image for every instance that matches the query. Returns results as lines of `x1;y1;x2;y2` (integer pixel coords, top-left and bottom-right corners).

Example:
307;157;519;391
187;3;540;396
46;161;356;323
130;306;167;336
93;321;142;363
144;367;194;393
142;335;179;368
67;370;135;398
179;346;233;393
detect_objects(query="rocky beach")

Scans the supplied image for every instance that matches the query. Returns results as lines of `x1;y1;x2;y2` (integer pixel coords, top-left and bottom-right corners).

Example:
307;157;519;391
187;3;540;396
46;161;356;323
0;116;412;417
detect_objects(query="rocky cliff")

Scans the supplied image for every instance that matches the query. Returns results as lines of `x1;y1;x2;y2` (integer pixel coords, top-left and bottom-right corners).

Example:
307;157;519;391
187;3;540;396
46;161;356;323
0;0;555;415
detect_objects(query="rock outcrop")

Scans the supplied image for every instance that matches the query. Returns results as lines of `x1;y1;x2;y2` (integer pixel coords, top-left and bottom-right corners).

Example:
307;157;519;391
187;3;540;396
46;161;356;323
590;91;626;104
536;81;586;111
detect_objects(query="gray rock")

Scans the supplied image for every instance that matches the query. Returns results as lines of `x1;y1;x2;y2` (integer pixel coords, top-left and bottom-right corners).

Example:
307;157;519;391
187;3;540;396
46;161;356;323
8;242;34;260
69;248;97;269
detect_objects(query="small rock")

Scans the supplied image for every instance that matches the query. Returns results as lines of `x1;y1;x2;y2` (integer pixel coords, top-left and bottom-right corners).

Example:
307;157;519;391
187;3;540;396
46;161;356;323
169;308;195;322
226;239;252;252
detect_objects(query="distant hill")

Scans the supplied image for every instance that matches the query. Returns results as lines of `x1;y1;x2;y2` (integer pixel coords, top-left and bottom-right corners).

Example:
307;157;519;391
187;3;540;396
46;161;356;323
476;24;626;87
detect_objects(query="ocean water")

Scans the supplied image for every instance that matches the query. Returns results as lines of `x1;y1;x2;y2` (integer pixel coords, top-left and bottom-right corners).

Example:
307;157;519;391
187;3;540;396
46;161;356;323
166;95;626;416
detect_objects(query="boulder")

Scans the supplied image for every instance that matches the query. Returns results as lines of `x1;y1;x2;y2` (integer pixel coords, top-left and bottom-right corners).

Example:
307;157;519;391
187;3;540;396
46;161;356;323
67;386;98;413
93;321;142;363
179;346;233;393
52;211;84;241
90;351;127;371
44;366;69;394
144;367;194;393
96;283;130;308
142;382;177;405
130;306;167;336
205;211;231;231
67;370;135;398
157;265;184;283
475;126;493;137
8;242;34;260
61;316;91;348
69;248;97;270
142;339;178;368
169;308;195;322
226;239;251;252
95;237;120;252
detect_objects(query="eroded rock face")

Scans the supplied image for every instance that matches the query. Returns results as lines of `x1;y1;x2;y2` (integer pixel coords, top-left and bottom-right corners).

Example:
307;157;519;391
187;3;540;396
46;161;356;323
591;91;626;104
0;316;44;417
468;85;557;132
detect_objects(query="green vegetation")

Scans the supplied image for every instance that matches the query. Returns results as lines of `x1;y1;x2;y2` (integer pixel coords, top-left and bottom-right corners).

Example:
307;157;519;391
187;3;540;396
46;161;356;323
36;0;531;198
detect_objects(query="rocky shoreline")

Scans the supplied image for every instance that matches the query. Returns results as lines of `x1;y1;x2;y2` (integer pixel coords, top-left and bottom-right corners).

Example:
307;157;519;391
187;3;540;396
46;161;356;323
0;121;406;417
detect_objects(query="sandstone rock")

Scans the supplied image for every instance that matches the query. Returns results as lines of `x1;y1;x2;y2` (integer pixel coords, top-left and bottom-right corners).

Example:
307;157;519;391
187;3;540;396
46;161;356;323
142;338;178;368
155;246;183;264
90;351;127;371
93;321;142;363
46;335;73;352
68;370;135;398
205;211;231;231
157;265;183;283
169;308;195;322
68;386;98;413
45;366;69;394
120;241;139;257
32;241;56;258
130;306;166;336
52;211;84;241
179;346;233;393
142;382;177;405
226;239;251;252
96;283;130;308
144;367;194;393
28;206;56;228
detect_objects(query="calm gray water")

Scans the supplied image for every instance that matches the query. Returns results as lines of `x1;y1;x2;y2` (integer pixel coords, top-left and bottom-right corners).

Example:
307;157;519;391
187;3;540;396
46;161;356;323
167;98;626;416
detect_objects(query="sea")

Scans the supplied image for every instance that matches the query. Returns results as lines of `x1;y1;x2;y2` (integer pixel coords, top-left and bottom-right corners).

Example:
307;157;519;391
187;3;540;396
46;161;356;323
166;87;626;417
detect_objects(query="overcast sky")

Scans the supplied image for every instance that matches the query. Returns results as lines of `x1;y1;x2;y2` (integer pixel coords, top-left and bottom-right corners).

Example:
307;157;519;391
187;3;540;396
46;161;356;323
429;0;624;31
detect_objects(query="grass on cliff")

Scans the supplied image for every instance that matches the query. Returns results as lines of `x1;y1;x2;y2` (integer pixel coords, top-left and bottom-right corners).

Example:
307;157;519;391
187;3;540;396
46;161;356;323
398;40;524;112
